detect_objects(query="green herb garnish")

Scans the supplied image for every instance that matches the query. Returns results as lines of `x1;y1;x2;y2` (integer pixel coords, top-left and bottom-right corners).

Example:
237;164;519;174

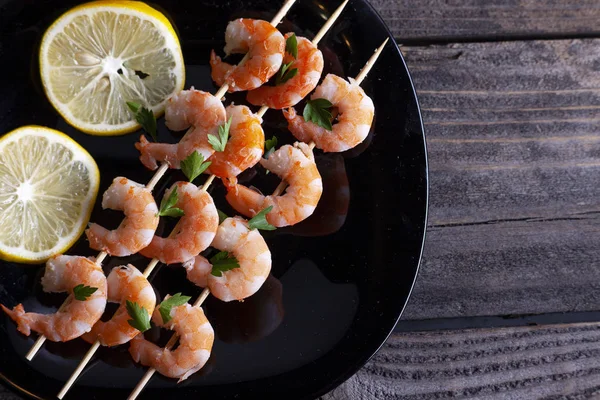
158;187;185;218
158;293;192;323
181;151;211;183
303;98;333;130
73;284;97;301
127;101;157;141
210;251;240;277
248;206;276;231
126;300;151;332
208;117;232;152
217;209;229;224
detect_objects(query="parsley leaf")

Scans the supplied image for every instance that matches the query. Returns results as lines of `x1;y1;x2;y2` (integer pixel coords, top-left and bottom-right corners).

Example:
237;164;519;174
217;209;229;224
208;117;232;152
286;33;298;59
303;98;333;131
73;284;97;301
181;151;212;183
210;251;240;277
275;61;298;86
126;300;151;332
248;206;276;231
158;187;185;218
264;136;278;159
127;101;157;141
159;293;191;323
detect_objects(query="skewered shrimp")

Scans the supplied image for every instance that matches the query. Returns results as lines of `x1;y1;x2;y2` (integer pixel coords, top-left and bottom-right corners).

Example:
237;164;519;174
210;18;284;92
129;300;214;382
283;74;375;152
86;177;159;257
82;265;155;347
183;217;271;302
285;154;349;236
1;255;107;342
140;182;219;265
207;104;264;182
225;142;323;227
247;34;324;109
136;89;226;170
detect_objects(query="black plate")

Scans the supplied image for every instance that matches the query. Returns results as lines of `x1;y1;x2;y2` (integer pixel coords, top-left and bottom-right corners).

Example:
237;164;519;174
0;0;428;399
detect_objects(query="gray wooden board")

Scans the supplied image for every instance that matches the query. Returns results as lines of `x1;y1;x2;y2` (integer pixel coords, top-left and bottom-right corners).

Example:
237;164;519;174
322;323;600;399
370;0;600;42
399;38;600;322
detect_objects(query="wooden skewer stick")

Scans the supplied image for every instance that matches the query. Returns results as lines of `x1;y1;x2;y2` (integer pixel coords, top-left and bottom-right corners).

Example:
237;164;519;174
25;161;170;362
126;4;356;400
272;37;390;196
54;1;299;397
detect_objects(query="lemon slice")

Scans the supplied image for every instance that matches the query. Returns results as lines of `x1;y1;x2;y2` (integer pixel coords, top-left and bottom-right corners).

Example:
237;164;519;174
39;1;185;135
0;126;100;264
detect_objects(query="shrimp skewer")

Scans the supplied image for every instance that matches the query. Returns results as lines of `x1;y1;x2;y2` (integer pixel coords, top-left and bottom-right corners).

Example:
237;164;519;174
271;38;389;197
57;1;299;397
24;163;168;362
127;5;354;398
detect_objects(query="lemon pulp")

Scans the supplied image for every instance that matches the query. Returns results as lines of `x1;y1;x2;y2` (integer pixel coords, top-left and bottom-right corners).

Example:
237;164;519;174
0;126;100;263
39;1;185;135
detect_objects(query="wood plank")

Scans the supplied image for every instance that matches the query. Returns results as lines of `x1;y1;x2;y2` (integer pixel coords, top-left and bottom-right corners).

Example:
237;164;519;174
399;39;600;320
371;0;600;42
322;323;600;399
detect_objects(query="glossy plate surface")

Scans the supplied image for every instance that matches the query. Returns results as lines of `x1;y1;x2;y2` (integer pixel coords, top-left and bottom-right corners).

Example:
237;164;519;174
0;0;428;399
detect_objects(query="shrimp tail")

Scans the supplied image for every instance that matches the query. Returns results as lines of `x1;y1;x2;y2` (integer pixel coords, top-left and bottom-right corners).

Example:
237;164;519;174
135;135;158;170
1;304;32;336
283;108;312;145
225;185;264;218
210;50;232;89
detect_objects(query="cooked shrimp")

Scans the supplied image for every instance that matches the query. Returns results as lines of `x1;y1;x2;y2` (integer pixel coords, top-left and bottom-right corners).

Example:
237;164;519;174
140;182;219;265
1;255;107;342
86;177;159;257
207;104;264;182
129;301;214;382
210;18;284;92
285;154;349;236
182;255;212;288
135;89;226;170
82;265;155;347
226;142;323;227
283;74;375;152
247;34;324;109
184;217;271;302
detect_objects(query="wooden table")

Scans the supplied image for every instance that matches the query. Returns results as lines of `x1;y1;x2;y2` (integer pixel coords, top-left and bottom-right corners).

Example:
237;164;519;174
3;1;600;399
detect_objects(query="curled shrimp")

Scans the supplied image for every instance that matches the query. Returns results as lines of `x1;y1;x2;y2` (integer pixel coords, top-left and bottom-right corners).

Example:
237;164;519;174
183;216;271;302
225;142;323;227
210;18;284;92
140;182;219;265
285;154;349;237
1;255;107;342
86;177;159;257
207;104;264;182
82;265;155;347
135;89;226;170
283;74;375;152
129;300;214;381
247;33;324;109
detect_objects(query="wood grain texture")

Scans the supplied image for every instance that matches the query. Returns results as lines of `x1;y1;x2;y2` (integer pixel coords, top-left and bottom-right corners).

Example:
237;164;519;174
322;323;600;399
399;39;600;320
371;0;600;42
